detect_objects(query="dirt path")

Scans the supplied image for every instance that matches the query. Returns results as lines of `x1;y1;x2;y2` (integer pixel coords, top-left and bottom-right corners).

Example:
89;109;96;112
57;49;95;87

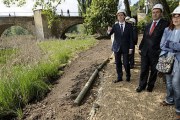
21;38;112;120
19;34;175;120
92;34;175;120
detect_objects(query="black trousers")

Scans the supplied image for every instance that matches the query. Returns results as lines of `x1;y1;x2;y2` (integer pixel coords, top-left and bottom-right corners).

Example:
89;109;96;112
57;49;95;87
139;53;159;89
129;48;135;66
114;50;131;80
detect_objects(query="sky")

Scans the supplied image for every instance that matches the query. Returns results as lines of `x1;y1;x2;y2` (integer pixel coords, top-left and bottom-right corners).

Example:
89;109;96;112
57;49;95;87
0;0;139;17
120;0;139;9
131;0;139;6
0;0;79;16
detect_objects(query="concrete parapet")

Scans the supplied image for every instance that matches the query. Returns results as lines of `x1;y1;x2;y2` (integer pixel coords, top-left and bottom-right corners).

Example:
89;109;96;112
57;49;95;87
34;9;45;40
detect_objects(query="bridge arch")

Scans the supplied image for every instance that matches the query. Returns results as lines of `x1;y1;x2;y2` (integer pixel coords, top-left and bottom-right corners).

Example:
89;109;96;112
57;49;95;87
52;16;84;38
0;25;34;37
0;17;36;38
0;11;84;40
61;23;84;37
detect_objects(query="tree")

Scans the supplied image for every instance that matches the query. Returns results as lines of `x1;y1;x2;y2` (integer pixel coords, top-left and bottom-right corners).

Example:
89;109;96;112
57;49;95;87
167;1;179;13
84;0;118;35
124;0;131;17
67;25;78;33
77;0;92;16
77;0;92;34
3;0;63;28
77;24;86;34
3;28;12;37
11;26;29;35
130;1;139;17
3;26;29;36
3;0;63;8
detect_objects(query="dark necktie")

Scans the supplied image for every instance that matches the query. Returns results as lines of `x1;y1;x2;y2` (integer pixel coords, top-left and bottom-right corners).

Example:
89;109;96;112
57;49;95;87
149;21;157;36
120;24;123;35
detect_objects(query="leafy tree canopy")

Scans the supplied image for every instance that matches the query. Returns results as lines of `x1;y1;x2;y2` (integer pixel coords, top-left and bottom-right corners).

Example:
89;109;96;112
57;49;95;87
130;1;139;17
3;0;63;9
3;0;65;28
3;26;30;37
77;0;92;15
83;0;118;34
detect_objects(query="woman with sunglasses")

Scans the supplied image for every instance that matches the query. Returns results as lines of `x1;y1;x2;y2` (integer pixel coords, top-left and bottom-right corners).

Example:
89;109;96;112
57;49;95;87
159;6;180;120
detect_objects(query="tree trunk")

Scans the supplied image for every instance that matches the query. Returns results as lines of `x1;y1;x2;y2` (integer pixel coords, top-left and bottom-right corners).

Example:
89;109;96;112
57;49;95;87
124;0;131;17
148;0;171;21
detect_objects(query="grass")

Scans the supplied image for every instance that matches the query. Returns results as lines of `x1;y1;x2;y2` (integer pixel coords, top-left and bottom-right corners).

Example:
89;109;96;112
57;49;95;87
0;48;15;64
0;34;97;118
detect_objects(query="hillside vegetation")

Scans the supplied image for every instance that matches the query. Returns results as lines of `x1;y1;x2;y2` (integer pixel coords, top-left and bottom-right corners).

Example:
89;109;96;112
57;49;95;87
0;34;97;118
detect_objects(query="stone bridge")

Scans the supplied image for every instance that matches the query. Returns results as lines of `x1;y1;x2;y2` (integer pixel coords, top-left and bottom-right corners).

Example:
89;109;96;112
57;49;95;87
0;9;84;40
0;17;36;37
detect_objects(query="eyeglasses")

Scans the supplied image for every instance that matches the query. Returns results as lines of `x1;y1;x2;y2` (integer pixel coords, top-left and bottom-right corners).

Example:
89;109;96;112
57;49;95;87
173;16;180;19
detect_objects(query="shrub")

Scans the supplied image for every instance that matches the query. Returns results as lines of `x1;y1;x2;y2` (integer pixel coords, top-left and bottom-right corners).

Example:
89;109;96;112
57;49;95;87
137;20;145;33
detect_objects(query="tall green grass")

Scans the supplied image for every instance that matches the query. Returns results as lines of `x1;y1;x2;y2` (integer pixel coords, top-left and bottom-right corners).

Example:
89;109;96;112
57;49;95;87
0;34;97;118
0;48;18;64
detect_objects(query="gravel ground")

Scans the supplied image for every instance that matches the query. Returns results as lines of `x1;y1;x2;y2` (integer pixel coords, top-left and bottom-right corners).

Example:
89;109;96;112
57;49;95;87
91;34;175;120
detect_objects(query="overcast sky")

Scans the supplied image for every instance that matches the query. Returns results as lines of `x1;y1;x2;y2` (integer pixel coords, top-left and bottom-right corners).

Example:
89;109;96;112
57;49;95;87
0;0;79;16
0;0;139;17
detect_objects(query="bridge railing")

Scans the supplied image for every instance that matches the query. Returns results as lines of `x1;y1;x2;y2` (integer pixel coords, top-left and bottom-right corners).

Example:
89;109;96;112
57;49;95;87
0;12;34;17
0;12;82;17
56;12;83;17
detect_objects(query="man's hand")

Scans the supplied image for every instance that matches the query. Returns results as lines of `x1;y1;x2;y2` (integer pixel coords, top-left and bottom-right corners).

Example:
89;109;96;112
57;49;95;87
129;49;133;54
138;50;141;55
108;26;112;32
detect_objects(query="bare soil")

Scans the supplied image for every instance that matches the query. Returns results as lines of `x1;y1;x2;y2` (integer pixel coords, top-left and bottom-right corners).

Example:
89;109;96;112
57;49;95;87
92;34;175;120
9;34;175;120
19;38;112;120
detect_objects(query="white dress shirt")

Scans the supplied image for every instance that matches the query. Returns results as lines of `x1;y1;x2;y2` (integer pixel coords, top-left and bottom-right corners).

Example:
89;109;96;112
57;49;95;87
119;21;125;32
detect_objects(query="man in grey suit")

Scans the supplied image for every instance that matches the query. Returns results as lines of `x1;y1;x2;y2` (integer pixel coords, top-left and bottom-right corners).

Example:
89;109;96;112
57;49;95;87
107;9;134;83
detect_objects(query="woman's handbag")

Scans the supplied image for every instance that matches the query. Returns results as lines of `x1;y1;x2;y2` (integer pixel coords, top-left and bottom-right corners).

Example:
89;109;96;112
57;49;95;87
156;54;176;74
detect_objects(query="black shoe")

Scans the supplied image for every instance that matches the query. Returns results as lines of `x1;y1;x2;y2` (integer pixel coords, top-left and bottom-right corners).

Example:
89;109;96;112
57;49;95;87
114;79;122;83
126;78;130;82
147;87;153;92
136;87;145;92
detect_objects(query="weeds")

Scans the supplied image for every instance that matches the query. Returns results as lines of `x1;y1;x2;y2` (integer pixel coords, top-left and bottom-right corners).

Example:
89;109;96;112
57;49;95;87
0;34;97;118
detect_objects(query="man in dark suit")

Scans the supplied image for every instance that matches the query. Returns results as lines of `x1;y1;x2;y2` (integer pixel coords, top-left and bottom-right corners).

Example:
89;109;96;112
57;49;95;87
107;9;134;83
128;18;138;69
136;4;169;92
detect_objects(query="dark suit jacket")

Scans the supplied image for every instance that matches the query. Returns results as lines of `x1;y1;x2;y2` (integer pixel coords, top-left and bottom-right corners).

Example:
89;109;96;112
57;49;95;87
133;26;138;45
108;22;134;53
139;19;169;57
